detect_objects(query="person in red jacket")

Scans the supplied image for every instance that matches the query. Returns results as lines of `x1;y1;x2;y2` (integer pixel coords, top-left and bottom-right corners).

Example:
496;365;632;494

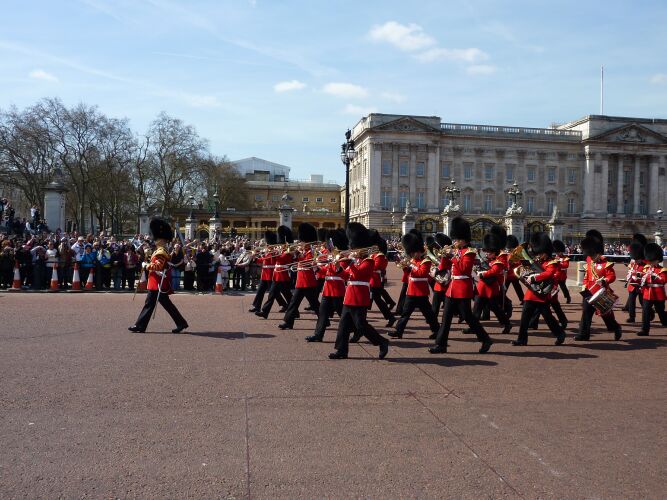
129;218;188;334
390;231;440;339
638;243;667;335
575;231;622;341
505;235;524;304
511;232;566;346
279;223;321;329
624;241;645;323
369;231;397;327
256;225;294;319
431;233;452;315
553;239;572;304
249;230;287;313
430;217;493;354
330;223;389;360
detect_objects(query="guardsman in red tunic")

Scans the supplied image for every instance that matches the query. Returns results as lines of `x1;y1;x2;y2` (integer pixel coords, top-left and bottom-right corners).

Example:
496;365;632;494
511;233;565;346
395;261;411;316
369;232;396;327
306;229;351;342
553;239;572;304
330;223;389;360
575;230;622;341
279;223;321;330
249;230;287;312
129;218;188;334
472;229;512;334
505;235;524;304
390;232;440;339
257;225;294;319
624;241;645;323
638;243;667;335
431;233;453;316
430;217;493;354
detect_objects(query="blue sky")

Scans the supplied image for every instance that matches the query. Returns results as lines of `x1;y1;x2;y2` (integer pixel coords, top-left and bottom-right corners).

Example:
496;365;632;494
1;0;666;182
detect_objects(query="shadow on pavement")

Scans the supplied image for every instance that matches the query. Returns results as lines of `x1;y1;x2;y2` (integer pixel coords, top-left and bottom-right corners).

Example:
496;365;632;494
491;350;598;360
570;337;667;351
387;357;498;367
187;331;276;339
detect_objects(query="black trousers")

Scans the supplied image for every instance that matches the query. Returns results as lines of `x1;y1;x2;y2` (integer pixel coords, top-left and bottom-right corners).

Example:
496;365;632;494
509;280;524;302
435;297;490;347
395;283;408;315
627;288;643;319
431;290;446;315
578;293;619;338
261;281;293;315
283;287;320;327
312;296;344;339
642;299;667;333
380;287;396;309
472;295;510;326
252;279;271;309
134;290;187;331
559;281;571;301
528;299;567;328
371;287;394;320
395;295;440;335
516;300;564;344
334;305;388;356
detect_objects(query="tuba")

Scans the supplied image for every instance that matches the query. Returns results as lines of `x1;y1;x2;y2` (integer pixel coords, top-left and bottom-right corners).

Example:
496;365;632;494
508;244;554;297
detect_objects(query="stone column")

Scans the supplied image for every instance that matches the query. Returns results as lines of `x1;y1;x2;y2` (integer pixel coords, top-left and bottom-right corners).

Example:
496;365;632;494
633;155;641;214
43;175;67;232
649;155;660;214
616;155;624;214
600;154;609;215
184;217;197;240
548;206;564;241
582;152;595;217
401;200;416;234
138;206;150;235
369;142;381;209
504;204;525;239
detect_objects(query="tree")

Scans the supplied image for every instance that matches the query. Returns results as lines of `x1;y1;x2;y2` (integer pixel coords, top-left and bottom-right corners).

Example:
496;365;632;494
192;155;250;212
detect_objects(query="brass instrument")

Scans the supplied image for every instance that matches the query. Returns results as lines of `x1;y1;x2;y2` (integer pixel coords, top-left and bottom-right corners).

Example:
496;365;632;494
472;260;495;285
508;244;554;297
395;250;411;269
335;245;379;262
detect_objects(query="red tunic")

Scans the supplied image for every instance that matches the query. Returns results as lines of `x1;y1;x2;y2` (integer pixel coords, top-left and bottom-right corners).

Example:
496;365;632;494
406;256;431;297
321;262;346;297
583;256;616;291
446;248;476;299
502;251;520;284
626;259;644;293
146;247;173;294
272;251;293;282
341;257;374;307
475;259;504;299
370;252;388;288
641;265;666;301
295;248;318;288
433;256;451;293
523;259;559;303
257;255;276;281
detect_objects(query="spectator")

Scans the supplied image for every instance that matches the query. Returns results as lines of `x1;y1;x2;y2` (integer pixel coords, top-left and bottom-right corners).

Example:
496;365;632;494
58;239;73;289
110;245;124;290
183;247;195;290
171;243;185;291
123;246;138;290
195;244;212;293
80;244;96;285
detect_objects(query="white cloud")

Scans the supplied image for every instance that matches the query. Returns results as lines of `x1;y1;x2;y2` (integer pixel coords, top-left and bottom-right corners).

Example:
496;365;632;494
466;64;497;76
29;69;58;82
368;21;435;52
323;82;368;99
650;74;667;84
274;80;306;92
381;91;406;103
342;104;377;116
416;47;488;64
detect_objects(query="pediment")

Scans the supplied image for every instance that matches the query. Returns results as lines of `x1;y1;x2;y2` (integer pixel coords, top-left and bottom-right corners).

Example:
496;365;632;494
372;117;440;133
588;123;667;144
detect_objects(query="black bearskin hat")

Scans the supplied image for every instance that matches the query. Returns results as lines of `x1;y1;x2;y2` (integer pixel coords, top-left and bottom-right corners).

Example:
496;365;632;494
530;232;553;256
298;222;318;243
506;235;519;250
425;235;436;250
628;241;644;261
553;239;566;253
277;225;294;244
482;232;503;253
644;243;663;262
346;222;372;250
402;232;424;255
435;233;452;248
328;228;348;251
264;230;278;245
317;227;328;243
581;236;603;257
450;217;471;242
150;217;173;241
632;233;648;247
489;224;508;249
370;230;388;254
585;229;604;245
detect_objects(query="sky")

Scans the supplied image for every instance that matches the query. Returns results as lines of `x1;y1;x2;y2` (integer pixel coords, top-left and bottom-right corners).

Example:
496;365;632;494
1;0;666;183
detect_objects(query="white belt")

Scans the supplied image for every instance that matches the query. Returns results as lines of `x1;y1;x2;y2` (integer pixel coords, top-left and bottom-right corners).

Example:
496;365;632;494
409;277;429;282
451;275;470;280
374;270;383;274
644;284;663;288
262;265;275;269
274;264;289;269
325;276;344;281
348;280;370;287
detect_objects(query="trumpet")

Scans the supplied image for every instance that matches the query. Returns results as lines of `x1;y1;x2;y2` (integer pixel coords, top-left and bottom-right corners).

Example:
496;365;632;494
334;245;379;261
395;251;411;269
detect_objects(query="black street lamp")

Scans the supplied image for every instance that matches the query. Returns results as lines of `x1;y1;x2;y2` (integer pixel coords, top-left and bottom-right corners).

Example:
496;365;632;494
340;129;357;227
444;180;460;206
212;188;220;219
507;181;523;206
188;195;196;218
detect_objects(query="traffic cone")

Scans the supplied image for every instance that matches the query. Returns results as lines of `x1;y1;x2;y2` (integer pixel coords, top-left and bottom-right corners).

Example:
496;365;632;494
214;266;224;295
10;260;22;290
85;267;95;290
137;268;147;292
49;264;59;291
71;263;82;291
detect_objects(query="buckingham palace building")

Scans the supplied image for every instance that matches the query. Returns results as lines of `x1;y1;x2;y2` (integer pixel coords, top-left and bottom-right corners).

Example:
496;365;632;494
347;113;666;243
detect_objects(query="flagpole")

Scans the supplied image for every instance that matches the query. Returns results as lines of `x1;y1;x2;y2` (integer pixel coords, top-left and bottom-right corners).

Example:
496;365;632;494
600;65;604;115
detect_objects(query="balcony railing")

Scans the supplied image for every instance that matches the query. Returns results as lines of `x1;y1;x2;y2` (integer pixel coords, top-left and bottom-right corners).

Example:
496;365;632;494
440;122;582;140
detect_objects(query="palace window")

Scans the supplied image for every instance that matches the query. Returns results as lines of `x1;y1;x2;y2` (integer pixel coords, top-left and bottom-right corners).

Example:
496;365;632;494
441;163;450;178
399;160;409;177
316;197;323;203
640;198;647;215
382;160;392;176
505;195;513;209
330;197;336;203
608;170;613;186
441;194;449;208
464;164;473;180
255;194;263;201
640;172;645;186
272;195;280;202
607;198;614;213
623;170;631;184
484;194;493;213
463;193;472;212
399;191;408;208
567;198;576;214
546;195;555;214
526;196;535;214
381;191;391;209
485;165;494;181
568;168;577;184
547;167;556;183
623;200;631;214
506;166;514;182
302;197;309;202
416;162;425;177
416;191;425;209
527;167;536;182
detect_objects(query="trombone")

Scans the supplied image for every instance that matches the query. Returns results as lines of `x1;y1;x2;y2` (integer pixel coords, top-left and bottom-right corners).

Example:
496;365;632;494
333;245;379;261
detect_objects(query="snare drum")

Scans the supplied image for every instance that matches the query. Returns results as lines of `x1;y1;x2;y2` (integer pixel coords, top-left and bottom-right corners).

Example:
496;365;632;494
587;286;618;315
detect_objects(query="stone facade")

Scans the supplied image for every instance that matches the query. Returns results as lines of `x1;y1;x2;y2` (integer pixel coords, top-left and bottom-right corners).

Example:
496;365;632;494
349;114;667;243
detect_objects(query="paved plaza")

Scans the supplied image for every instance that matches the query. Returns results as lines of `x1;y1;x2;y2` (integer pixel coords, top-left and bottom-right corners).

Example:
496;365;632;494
1;267;666;498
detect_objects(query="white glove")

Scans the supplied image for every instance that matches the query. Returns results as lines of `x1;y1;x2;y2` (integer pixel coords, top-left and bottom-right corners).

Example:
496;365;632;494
141;261;148;269
528;274;538;283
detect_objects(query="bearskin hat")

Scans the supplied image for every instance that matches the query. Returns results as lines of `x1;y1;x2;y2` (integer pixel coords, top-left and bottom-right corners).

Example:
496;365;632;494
632;233;648;247
402;232;424;255
369;230;387;254
450;216;471;242
425;235;436;250
434;233;452;248
264;230;278;245
328;228;348;251
643;243;663;263
482;232;504;253
149;217;173;241
277;225;294;244
628;241;644;261
581;236;603;257
298;222;317;243
530;232;553;256
585;229;604;245
489;224;508;249
317;227;328;243
553;239;566;253
346;222;372;250
506;234;519;250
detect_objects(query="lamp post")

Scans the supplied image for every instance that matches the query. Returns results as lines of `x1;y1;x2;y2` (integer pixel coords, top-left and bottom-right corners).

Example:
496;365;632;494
188;195;196;218
212;188;220;219
444;179;460;207
655;208;664;245
340;129;357;227
507;181;523;208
